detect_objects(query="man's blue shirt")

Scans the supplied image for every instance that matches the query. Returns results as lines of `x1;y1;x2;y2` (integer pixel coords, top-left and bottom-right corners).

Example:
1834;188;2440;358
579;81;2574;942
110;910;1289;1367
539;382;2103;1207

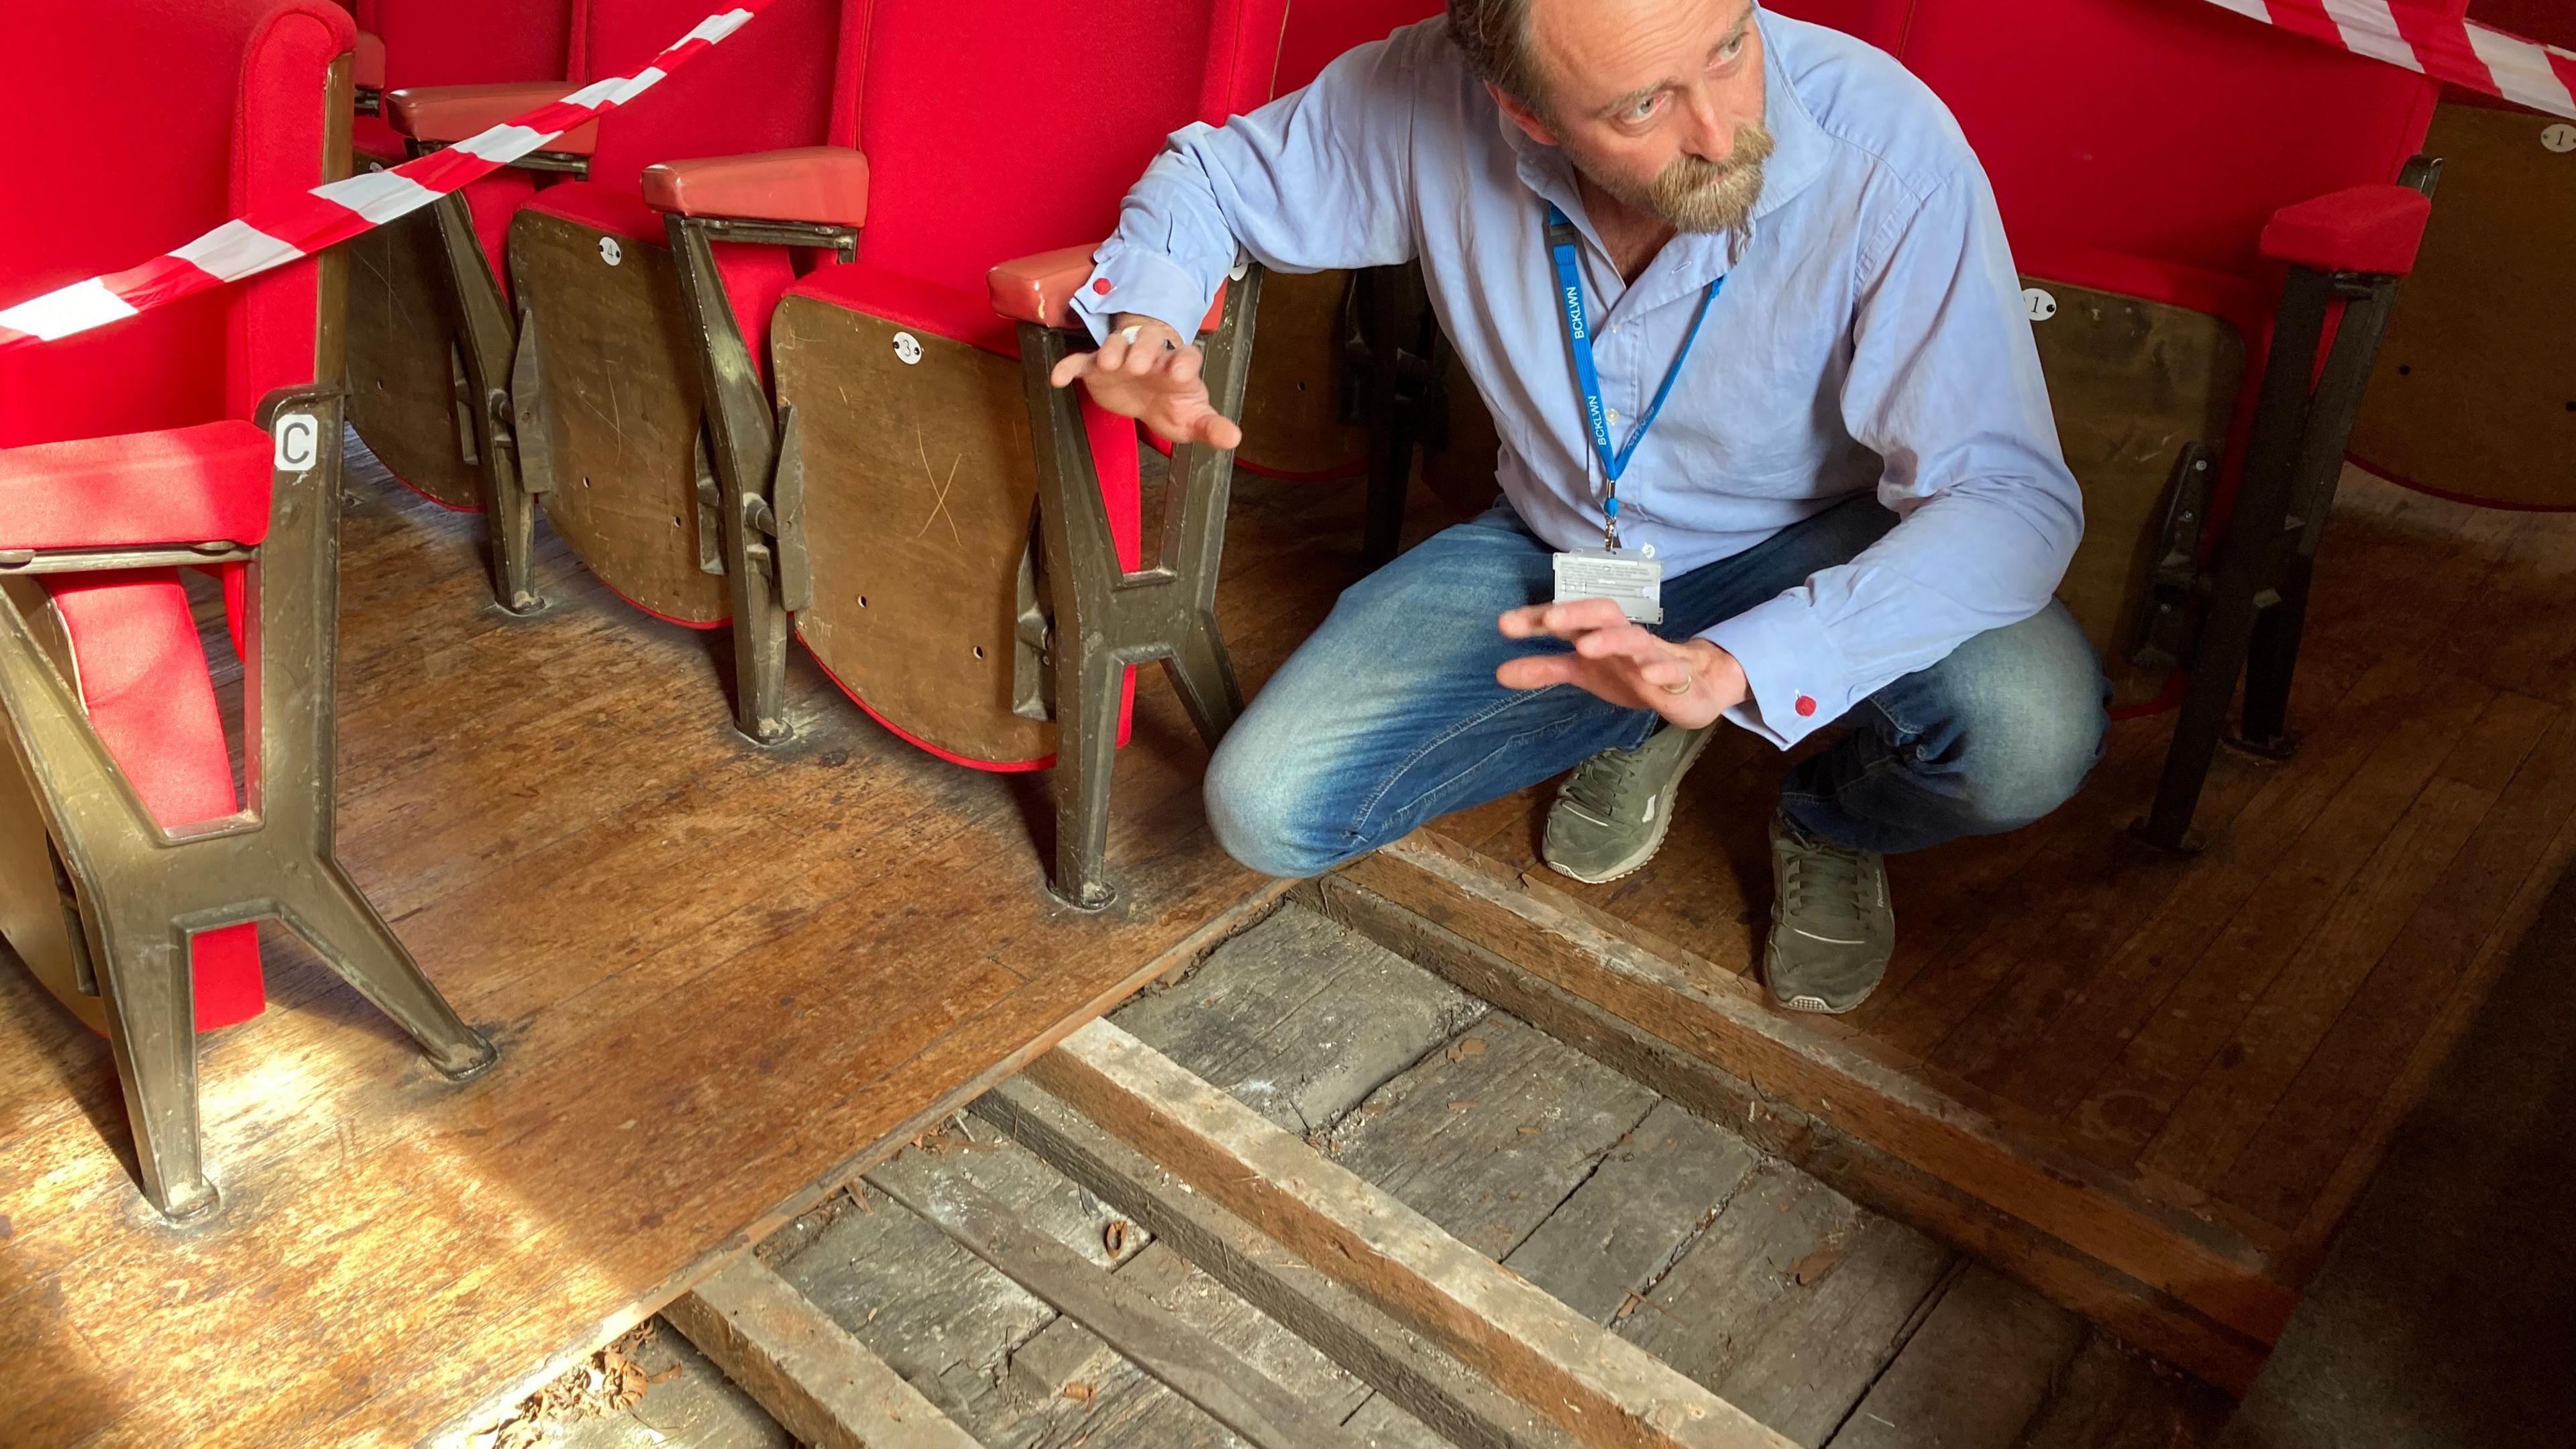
1073;7;2083;748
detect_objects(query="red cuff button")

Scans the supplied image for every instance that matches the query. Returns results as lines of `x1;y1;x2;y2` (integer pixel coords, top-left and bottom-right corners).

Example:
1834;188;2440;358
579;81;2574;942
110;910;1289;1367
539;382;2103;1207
1091;278;1113;295
1794;694;1818;718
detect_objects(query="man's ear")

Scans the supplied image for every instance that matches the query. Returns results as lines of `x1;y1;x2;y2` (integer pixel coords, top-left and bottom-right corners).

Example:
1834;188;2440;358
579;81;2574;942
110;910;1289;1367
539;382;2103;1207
1487;80;1560;147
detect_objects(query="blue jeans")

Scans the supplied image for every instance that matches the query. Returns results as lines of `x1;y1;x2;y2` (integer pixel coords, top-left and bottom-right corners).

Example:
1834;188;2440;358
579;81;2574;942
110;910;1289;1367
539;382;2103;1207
1206;494;2110;877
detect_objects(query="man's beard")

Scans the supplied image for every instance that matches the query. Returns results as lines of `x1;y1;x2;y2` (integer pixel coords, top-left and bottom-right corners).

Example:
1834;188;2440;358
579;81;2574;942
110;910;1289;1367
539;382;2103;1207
1578;120;1776;233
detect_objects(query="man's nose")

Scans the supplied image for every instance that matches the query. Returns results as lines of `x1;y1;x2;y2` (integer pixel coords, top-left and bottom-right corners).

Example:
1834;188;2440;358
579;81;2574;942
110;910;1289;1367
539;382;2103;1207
1678;87;1738;164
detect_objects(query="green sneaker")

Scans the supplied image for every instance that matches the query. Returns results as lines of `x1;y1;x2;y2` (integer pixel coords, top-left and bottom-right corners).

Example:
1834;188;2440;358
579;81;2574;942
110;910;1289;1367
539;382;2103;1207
1542;723;1717;885
1764;810;1894;1014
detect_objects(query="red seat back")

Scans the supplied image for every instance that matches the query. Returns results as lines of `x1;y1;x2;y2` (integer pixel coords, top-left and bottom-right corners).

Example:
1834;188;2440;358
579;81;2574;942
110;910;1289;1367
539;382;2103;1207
1763;0;1913;54
575;0;855;194
1901;0;2453;286
0;0;347;447
848;0;1288;301
1278;0;1444;93
353;0;572;89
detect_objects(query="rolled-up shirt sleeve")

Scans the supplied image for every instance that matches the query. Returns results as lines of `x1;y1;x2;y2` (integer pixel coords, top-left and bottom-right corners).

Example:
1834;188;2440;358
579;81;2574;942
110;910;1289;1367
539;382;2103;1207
1700;166;2084;749
1074;35;1425;343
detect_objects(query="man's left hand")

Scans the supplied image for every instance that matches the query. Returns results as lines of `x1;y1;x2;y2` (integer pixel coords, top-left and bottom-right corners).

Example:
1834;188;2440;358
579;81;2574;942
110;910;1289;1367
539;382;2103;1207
1497;599;1748;729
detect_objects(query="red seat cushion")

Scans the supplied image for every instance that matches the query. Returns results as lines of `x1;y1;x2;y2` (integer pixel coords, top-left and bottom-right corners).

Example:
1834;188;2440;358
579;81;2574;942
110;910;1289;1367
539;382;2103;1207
2260;184;2434;276
0;422;273;551
36;574;264;1030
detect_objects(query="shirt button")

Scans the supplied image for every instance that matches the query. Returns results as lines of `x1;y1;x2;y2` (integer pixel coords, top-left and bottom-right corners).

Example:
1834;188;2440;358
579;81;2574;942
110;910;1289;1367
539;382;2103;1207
1091;278;1112;295
1794;695;1818;718
1605;408;1621;423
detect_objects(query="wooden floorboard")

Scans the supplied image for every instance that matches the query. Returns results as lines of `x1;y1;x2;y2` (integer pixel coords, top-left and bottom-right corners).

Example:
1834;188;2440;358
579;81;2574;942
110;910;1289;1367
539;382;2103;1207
0;451;1425;1448
1338;470;2576;1382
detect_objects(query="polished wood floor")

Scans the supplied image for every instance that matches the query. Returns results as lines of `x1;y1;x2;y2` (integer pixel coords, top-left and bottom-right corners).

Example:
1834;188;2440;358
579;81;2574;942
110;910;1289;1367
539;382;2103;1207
0;447;1411;1449
1406;466;2576;1371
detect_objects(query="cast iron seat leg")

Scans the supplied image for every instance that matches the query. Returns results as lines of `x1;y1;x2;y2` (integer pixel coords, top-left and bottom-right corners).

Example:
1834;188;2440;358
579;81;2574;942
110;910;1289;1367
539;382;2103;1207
665;215;800;744
2233;266;2415;756
2137;258;2428;847
0;392;494;1220
1352;264;1439;570
1021;268;1264;909
423;187;543;616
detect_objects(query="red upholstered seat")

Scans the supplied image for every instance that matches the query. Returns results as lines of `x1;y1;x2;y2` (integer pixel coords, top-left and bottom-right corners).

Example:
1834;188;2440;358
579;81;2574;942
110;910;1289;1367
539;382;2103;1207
0;422;275;551
794;258;1019;357
0;0;358;1032
2260;184;2435;276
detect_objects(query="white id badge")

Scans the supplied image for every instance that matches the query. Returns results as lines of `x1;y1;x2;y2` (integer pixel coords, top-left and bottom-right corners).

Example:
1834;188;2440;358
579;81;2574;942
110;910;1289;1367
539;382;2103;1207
1552;549;1664;625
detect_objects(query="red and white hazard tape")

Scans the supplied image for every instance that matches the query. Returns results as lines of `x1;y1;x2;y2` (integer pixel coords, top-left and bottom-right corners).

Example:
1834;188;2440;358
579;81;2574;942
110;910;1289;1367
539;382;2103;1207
2202;0;2576;119
0;1;780;354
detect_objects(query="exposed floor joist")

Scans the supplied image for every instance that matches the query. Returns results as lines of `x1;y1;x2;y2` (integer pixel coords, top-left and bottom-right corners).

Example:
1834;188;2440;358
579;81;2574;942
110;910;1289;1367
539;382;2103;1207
1024;1018;1797;1449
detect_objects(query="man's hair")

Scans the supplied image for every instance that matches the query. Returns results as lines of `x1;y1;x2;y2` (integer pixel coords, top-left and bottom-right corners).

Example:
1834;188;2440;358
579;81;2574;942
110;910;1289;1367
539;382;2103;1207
1448;0;1550;115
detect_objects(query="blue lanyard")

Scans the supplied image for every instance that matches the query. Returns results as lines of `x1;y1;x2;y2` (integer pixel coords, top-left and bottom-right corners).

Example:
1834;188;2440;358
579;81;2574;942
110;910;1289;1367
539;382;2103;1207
1546;202;1721;548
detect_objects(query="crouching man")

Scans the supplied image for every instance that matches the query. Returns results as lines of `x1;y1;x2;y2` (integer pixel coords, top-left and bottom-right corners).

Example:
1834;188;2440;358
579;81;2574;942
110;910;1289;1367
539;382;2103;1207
1052;0;2110;1014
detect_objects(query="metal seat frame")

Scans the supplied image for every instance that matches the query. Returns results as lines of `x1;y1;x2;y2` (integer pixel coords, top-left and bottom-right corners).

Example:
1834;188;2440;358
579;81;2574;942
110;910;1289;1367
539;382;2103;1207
0;384;497;1222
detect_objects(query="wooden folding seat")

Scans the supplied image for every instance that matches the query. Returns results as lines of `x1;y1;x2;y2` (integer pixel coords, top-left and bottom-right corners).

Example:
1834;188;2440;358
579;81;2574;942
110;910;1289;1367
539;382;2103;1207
2349;0;2576;510
1900;0;2457;849
616;0;1285;904
382;0;855;639
0;0;493;1220
341;0;574;515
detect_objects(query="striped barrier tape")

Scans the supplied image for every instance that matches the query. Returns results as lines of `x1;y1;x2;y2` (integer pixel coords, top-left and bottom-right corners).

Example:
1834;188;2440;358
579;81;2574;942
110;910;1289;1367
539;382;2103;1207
2201;0;2576;119
2;0;2566;356
0;0;780;354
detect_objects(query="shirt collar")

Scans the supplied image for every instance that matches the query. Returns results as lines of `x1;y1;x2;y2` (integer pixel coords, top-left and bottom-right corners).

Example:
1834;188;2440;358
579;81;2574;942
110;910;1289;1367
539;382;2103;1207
1498;5;1831;310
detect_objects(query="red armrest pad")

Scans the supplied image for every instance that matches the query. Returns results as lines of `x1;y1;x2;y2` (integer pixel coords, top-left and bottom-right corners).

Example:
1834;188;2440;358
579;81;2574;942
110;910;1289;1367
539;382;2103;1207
386;82;598;154
987;246;1230;335
2261;185;2433;277
0;423;274;551
640;148;869;227
353;30;385;91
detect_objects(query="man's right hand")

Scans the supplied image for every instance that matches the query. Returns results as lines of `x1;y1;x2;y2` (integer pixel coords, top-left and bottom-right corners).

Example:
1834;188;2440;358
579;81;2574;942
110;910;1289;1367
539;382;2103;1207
1048;314;1244;451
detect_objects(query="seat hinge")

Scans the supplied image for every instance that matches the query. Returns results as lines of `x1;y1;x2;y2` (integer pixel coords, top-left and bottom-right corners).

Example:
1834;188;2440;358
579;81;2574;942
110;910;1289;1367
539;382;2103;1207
693;428;726;576
1011;504;1055;722
508;306;553;493
449;341;482;468
759;405;812;614
2132;442;2219;673
49;839;99;998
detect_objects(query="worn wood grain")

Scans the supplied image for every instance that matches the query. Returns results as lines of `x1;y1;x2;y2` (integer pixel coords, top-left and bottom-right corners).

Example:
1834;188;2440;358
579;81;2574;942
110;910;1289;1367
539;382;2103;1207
1338;839;2292;1346
0;445;1401;1449
1027;1019;1796;1449
976;1077;1587;1449
1112;903;1486;1136
667;1254;979;1449
1327;1014;1659;1262
1822;1267;2086;1449
866;1150;1358;1449
1505;1100;1762;1326
1303;874;2268;1394
1616;1161;1955;1449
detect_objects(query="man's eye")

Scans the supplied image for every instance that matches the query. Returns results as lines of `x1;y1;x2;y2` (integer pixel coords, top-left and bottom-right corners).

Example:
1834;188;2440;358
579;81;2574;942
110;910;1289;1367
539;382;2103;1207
1717;34;1746;62
1624;94;1663;123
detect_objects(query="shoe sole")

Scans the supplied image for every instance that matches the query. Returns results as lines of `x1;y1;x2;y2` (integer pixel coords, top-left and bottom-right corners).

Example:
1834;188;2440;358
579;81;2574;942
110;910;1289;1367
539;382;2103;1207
1762;934;1877;1016
1542;727;1719;887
